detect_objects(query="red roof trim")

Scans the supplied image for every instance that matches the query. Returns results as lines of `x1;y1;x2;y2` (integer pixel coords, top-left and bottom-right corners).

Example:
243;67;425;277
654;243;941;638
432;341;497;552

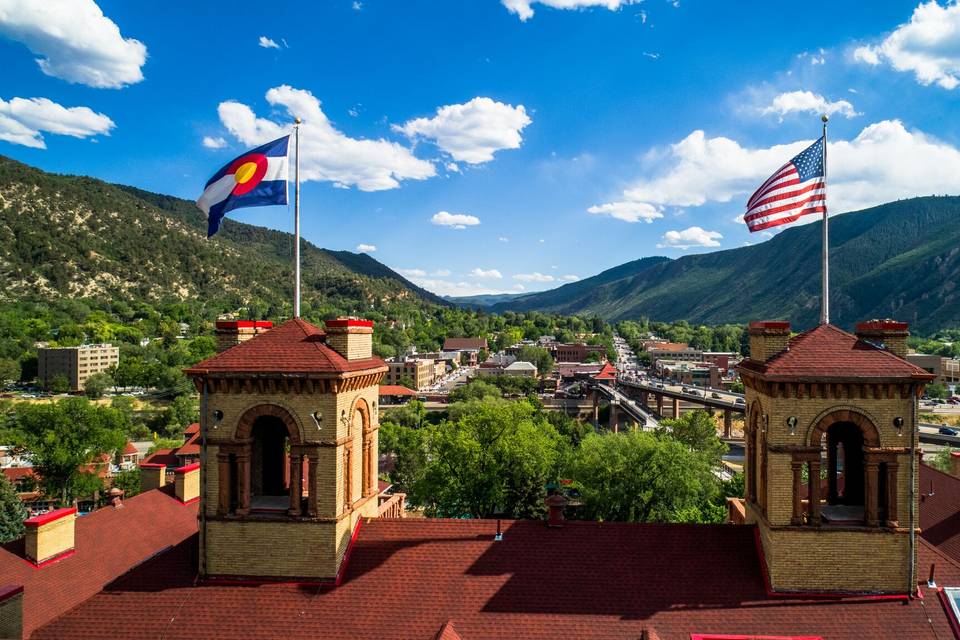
856;320;908;332
0;584;23;602
749;321;791;330
937;588;960;639
31;548;76;569
24;507;76;527
690;633;823;640
334;517;363;587
325;318;374;328
378;385;417;396
173;463;200;474
215;321;273;329
177;496;200;506
139;463;166;469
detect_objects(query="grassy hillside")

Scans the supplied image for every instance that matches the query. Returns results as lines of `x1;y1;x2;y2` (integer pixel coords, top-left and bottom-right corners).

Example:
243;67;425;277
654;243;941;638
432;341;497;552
0;155;445;316
492;197;960;333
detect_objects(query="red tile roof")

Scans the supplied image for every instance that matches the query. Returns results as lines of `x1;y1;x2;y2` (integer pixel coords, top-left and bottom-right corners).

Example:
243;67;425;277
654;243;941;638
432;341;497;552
920;462;960;564
593;363;618;380
0;486;197;639
739;324;934;381
444;338;487;351
185;318;386;376
141;448;179;467
122;442;138;456
379;385;417;396
30;519;960;640
2;467;36;482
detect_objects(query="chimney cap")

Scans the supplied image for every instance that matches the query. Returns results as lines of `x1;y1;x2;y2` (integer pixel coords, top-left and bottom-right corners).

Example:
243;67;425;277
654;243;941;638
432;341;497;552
215;320;273;330
748;321;790;332
139;462;166;469
173;462;200;474
325;318;374;329
545;493;569;507
24;506;76;528
855;319;909;333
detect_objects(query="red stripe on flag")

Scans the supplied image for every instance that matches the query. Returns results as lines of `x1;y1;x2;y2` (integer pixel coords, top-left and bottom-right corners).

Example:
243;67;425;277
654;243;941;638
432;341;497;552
745;193;825;222
747;206;826;232
746;179;823;213
747;165;797;207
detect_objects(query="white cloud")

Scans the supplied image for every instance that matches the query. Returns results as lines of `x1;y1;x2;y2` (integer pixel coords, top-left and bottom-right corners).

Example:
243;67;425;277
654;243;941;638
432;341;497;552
798;49;826;65
560;274;580;281
498;236;509;242
398;268;427;277
591;119;960;220
258;36;280;49
642;52;660;60
657;226;723;250
760;91;860;121
512;284;526;291
352;1;363;9
445;161;460;173
587;201;664;223
433;269;451;277
394;97;531;164
501;0;639;21
356;243;376;253
217;85;435;191
0;0;147;88
470;268;503;279
0;96;114;148
202;136;227;149
513;272;555;282
431;211;480;229
853;1;960;89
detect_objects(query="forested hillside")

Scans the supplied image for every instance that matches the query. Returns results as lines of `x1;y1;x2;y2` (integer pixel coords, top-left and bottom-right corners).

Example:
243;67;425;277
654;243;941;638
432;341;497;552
492;197;960;333
0;155;444;318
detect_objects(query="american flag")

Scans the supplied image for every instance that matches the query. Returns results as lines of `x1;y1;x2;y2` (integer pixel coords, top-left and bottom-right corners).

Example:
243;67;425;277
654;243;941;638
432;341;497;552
744;136;825;232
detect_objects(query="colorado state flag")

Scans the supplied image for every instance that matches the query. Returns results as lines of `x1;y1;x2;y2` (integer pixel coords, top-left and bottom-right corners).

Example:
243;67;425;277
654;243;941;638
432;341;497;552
197;135;290;237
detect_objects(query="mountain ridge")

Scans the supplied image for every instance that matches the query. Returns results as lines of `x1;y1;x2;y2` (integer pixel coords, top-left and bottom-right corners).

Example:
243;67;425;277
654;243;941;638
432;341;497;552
491;197;960;333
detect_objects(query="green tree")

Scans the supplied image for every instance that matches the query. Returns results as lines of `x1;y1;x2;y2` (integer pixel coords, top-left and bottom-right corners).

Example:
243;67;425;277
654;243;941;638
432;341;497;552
929;447;957;474
45;373;70;393
448;379;501;403
515;345;554;376
379;420;427;494
84;372;114;399
0;357;20;384
658;410;727;464
397;375;417;391
0;473;28;543
569;430;721;523
4;397;128;506
112;468;142;499
412;399;566;518
927;382;948;400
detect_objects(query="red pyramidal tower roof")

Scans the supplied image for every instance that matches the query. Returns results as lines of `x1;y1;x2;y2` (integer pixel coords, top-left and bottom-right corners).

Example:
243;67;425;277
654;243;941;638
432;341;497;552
185;318;386;376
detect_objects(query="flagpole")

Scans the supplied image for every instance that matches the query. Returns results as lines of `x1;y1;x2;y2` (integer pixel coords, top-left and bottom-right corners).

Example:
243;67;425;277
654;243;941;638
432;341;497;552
294;117;301;318
820;114;829;325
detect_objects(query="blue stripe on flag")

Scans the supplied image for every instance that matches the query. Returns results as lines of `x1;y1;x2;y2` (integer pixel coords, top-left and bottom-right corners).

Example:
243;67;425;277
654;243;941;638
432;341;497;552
206;178;287;237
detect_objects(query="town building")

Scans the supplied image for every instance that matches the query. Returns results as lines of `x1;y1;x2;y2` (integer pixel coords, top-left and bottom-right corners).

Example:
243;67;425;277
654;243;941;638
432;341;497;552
385;358;437;390
907;352;960;386
8;316;960;640
378;385;417;405
647;343;702;365
37;344;119;392
655;360;720;387
143;422;202;469
443;337;488;365
476;360;537;378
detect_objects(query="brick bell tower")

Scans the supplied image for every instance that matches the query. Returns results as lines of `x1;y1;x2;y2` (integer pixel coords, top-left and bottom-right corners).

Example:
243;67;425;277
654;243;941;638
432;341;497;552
738;320;934;594
185;318;386;581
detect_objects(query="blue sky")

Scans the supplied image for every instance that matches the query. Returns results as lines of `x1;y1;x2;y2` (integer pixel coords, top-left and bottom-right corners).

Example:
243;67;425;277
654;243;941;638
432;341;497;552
2;0;960;296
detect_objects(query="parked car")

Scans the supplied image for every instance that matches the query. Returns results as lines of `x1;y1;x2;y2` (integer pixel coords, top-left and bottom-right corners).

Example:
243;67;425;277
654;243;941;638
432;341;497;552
711;392;722;399
735;398;745;405
939;426;958;436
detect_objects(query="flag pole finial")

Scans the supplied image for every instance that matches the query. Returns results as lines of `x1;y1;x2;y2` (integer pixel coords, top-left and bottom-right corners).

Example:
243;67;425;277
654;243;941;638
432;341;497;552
821;114;829;123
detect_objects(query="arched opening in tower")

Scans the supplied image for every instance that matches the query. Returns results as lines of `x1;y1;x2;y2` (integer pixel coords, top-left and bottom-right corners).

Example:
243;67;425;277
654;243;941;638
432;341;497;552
251;415;289;508
820;421;865;523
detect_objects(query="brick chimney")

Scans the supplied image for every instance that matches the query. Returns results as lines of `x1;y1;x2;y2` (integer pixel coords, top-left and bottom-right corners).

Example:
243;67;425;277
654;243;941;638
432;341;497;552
24;507;76;566
140;462;166;491
174;463;200;504
0;585;23;640
855;320;909;360
215;320;273;352
108;486;124;509
324;318;374;360
748;321;791;363
545;493;568;527
951;452;960;480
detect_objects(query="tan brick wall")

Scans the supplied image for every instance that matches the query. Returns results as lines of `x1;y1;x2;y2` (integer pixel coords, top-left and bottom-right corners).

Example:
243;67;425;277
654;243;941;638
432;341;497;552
760;523;911;593
175;468;199;503
206;519;339;578
26;514;75;564
0;591;22;640
140;466;166;491
327;329;373;361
